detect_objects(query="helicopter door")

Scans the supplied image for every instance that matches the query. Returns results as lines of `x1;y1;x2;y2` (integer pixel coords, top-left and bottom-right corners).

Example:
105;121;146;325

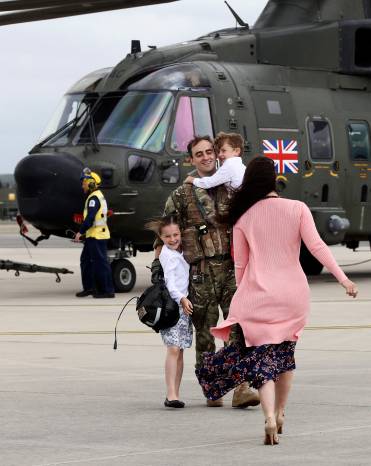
301;116;348;243
345;120;371;234
304;117;338;206
293;84;344;226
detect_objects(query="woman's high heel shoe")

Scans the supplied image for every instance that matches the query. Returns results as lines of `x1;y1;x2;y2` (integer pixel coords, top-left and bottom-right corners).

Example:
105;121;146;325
264;417;279;445
276;412;285;434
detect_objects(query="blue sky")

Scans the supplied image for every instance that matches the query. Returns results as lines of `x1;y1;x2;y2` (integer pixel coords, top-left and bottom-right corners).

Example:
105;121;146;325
0;0;262;172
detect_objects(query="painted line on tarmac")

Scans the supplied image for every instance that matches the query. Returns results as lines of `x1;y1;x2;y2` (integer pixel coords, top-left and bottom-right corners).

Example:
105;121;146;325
1;324;371;337
32;423;371;466
305;324;371;330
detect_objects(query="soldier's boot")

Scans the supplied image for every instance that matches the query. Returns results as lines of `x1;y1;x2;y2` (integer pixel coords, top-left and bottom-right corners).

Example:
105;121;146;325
232;383;260;408
206;398;224;407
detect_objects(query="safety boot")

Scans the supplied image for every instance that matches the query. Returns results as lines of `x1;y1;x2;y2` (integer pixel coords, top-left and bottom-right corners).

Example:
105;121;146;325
232;383;260;408
206;398;224;407
75;289;93;297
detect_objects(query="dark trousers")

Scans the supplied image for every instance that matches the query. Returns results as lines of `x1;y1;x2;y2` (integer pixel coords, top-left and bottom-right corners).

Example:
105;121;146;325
80;238;114;294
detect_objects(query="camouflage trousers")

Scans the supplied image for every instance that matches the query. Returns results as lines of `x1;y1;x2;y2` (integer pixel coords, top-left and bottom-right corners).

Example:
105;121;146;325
189;258;239;369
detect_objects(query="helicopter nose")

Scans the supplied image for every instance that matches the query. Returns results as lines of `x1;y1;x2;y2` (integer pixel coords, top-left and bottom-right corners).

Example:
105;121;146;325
14;153;85;232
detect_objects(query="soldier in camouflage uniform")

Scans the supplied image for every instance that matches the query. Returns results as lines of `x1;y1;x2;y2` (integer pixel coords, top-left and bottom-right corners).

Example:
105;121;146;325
158;136;260;408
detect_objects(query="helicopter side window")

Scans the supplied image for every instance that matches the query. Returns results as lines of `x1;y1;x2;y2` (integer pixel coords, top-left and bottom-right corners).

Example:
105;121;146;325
347;122;371;161
171;97;213;152
267;100;282;115
308;119;333;161
128;155;155;183
161;164;180;184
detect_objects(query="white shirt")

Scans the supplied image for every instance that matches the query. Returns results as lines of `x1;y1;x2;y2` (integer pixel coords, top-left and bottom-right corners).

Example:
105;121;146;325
193;156;245;190
159;245;190;304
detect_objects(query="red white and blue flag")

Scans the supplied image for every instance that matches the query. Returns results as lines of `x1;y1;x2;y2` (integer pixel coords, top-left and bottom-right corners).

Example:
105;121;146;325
262;139;299;174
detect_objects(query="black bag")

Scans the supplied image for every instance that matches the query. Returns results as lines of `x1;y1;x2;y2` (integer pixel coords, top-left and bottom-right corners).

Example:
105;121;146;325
136;281;180;333
136;258;179;332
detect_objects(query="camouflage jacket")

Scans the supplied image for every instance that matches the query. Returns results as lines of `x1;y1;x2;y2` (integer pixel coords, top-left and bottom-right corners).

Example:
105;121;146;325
163;182;232;264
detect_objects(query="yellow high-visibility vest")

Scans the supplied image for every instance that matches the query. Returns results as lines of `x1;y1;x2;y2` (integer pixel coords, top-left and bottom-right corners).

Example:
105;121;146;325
83;190;110;240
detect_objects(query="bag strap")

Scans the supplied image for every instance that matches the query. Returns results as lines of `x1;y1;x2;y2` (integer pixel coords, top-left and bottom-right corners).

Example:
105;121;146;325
171;189;188;231
150;258;165;284
191;185;210;223
113;296;139;350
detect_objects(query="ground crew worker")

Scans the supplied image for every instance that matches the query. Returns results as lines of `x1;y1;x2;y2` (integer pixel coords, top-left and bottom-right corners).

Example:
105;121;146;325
155;135;260;408
74;168;115;299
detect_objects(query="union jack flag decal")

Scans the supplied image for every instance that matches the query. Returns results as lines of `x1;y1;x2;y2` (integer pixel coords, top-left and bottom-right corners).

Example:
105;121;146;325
262;139;299;174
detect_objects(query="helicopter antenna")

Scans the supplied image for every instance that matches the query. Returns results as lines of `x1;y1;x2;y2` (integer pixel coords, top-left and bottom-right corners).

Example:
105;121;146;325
224;1;249;28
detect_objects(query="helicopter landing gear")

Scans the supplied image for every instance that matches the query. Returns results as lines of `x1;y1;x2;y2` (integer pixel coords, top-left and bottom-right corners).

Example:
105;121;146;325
111;259;136;292
108;242;137;292
299;243;324;276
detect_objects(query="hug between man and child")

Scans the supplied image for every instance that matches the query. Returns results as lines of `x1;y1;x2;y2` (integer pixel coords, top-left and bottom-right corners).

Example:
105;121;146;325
147;132;358;446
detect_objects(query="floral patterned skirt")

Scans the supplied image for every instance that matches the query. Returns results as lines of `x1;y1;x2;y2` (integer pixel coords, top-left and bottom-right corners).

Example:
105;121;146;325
195;341;296;400
160;307;193;349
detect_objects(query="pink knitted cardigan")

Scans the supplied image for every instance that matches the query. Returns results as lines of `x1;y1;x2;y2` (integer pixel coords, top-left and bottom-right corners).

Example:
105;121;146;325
211;198;348;347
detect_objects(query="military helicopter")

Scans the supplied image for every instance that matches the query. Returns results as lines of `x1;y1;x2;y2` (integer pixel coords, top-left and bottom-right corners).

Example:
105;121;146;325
9;0;371;291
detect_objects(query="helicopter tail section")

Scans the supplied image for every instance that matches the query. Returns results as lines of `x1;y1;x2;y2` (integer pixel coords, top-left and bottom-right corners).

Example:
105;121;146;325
254;1;371;77
255;0;370;28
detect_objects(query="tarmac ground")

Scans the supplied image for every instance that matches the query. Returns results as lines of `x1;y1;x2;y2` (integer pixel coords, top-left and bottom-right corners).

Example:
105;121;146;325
0;223;371;466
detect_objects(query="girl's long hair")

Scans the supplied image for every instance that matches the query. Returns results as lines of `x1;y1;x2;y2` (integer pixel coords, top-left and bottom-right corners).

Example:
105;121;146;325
145;214;179;236
228;156;277;225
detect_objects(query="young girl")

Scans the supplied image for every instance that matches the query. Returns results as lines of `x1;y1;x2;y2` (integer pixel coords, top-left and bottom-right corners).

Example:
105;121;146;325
149;216;193;408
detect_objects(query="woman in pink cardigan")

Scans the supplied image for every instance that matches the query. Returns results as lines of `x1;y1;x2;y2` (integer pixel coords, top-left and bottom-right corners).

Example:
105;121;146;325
196;156;357;445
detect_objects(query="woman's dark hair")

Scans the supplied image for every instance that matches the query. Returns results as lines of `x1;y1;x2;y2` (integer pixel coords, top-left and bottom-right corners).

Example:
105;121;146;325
145;215;179;236
228;156;277;225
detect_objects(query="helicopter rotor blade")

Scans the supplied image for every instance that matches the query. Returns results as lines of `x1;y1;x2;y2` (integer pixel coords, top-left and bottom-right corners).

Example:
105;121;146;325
0;0;179;26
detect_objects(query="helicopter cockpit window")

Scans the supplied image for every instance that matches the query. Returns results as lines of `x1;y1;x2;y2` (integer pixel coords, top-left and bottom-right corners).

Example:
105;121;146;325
308;119;333;161
171;96;213;152
85;92;173;153
347;122;371;161
39;93;96;146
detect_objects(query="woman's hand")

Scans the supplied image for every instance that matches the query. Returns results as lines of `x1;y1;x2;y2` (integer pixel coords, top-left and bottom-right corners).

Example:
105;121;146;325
341;279;358;298
180;297;193;315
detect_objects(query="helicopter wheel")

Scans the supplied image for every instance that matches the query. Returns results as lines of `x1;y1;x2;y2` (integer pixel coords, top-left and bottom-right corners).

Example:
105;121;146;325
111;259;136;292
299;243;324;276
